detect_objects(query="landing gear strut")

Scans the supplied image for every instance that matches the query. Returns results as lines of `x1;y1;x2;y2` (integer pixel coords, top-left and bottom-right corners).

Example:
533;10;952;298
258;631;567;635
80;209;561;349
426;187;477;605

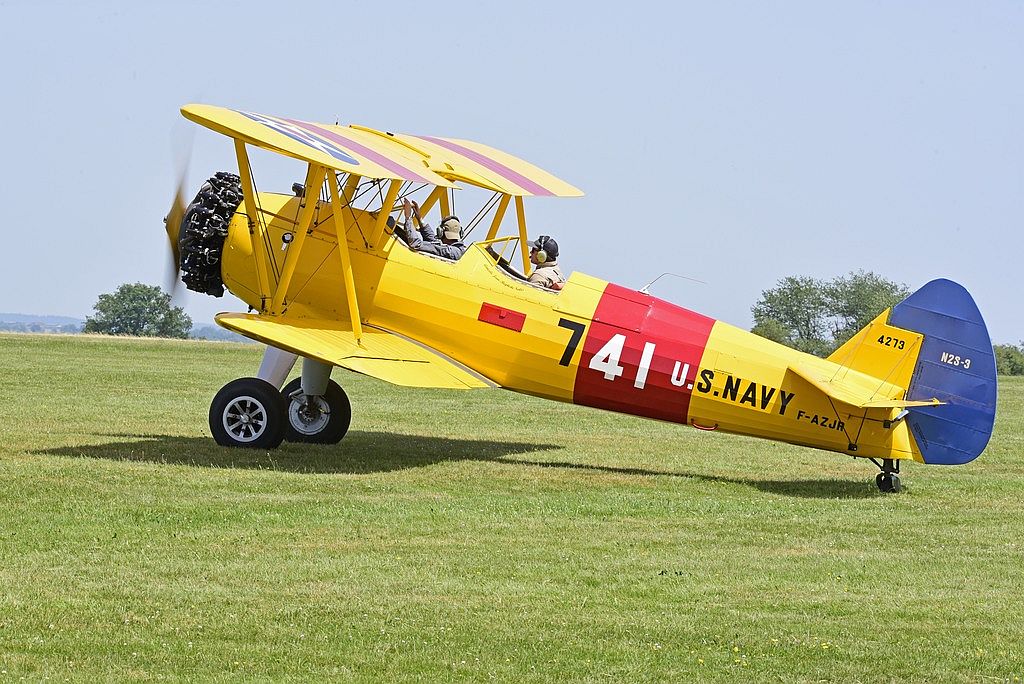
870;458;902;493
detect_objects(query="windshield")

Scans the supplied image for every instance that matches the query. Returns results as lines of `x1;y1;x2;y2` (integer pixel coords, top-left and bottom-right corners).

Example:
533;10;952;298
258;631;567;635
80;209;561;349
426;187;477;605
480;237;540;285
482;236;521;264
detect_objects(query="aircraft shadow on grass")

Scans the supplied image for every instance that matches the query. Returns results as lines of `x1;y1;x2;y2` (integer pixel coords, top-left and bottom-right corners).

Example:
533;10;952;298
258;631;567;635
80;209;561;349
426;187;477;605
36;432;880;498
502;458;882;499
38;431;558;475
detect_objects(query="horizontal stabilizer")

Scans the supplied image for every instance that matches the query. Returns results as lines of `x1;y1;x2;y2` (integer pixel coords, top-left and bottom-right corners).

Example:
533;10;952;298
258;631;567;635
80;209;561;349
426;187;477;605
787;363;942;409
860;397;944;409
216;313;495;390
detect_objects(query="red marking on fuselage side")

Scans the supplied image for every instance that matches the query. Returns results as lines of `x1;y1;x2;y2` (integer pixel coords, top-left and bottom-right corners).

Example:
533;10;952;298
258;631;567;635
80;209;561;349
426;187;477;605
573;283;716;423
478;302;526;332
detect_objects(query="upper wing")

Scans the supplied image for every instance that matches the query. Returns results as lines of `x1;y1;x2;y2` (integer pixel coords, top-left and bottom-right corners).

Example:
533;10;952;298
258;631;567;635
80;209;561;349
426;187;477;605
181;104;454;186
217;313;496;390
182;104;582;197
389;131;584;197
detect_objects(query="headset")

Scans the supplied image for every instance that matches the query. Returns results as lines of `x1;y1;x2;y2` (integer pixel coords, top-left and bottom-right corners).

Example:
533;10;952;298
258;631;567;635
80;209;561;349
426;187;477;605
532;235;551;263
438;216;463;241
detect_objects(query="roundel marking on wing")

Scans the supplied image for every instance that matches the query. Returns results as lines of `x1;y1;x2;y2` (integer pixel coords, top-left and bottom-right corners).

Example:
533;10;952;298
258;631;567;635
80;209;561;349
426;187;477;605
236;110;361;166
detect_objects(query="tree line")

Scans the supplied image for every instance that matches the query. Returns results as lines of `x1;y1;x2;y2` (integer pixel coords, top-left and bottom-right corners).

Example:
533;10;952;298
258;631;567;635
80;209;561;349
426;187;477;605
80;279;1023;375
752;270;1023;376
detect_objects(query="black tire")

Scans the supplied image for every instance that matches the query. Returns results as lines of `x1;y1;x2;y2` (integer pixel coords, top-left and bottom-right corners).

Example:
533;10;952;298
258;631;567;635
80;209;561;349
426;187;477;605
209;377;286;449
876;472;902;494
281;378;352;444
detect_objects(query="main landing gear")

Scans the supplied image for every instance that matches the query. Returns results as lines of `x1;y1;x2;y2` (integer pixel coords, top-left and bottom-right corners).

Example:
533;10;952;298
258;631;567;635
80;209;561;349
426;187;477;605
869;458;902;493
209;348;351;448
281;377;352;444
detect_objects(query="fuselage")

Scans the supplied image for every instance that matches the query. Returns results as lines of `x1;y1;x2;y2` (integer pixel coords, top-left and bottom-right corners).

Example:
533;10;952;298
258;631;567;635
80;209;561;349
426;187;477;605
220;193;923;463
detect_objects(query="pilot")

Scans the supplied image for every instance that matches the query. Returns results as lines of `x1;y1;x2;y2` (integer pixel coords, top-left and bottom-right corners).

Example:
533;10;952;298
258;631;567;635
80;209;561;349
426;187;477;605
400;199;467;260
527;235;565;290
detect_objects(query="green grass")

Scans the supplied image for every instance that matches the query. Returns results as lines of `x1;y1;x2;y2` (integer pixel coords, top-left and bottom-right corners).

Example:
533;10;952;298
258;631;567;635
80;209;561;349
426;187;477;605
1;332;1022;682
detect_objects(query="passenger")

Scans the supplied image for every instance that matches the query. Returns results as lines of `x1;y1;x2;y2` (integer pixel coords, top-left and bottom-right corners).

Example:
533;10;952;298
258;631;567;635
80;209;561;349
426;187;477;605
527;235;565;290
400;199;467;260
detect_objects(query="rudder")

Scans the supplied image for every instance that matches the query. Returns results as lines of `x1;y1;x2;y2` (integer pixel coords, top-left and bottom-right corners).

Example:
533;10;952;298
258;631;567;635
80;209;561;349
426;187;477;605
889;279;997;465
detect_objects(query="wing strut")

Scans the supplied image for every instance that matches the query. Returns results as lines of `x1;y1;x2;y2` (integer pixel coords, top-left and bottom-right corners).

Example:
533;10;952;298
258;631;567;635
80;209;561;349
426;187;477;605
234;140;272;310
369;179;401;248
328;173;364;344
418;186;445;217
486;194;511;240
270;163;327;314
341;173;360;206
515;196;531;275
440;188;452;218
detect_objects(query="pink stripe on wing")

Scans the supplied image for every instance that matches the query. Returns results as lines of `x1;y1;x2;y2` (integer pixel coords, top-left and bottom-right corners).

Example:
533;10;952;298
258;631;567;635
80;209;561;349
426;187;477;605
285;118;431;183
415;136;554;196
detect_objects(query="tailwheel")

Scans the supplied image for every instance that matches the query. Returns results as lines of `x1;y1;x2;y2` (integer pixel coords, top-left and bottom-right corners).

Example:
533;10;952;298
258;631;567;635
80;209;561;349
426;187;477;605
281;378;352;444
209;378;286;449
871;458;902;493
875;471;902;493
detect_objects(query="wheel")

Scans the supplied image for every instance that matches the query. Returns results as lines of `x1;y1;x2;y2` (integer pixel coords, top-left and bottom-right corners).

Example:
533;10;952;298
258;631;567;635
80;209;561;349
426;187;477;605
876;472;902;493
209;377;286;448
281;378;352;444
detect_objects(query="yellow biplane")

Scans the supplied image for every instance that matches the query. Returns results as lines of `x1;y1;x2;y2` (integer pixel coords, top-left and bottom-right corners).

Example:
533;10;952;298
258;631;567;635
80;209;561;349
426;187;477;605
166;104;997;492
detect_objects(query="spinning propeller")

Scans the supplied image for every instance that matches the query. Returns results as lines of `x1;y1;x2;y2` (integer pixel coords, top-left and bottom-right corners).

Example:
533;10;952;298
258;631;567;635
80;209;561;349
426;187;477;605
162;129;193;298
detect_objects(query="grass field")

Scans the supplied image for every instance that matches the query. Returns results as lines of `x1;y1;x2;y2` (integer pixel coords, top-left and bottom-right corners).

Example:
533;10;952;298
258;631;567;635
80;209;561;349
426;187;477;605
1;332;1021;682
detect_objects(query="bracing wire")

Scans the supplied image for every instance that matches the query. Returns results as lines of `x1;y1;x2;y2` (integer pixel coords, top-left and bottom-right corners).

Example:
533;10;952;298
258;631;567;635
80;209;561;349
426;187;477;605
463;192;501;240
348;179;386;247
333;172;371;248
398;182;429;201
247;160;281;282
824;395;857;448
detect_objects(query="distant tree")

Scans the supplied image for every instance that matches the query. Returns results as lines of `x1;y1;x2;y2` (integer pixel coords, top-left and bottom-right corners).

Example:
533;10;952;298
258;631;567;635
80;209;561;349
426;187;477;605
825;271;911;347
748;318;791;347
751;270;909;357
994;343;1024;376
751;275;832;356
83;283;192;339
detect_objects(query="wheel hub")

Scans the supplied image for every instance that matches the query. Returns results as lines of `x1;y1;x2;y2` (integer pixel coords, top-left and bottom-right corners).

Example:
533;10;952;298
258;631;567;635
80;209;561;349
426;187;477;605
288;394;331;435
222;395;268;443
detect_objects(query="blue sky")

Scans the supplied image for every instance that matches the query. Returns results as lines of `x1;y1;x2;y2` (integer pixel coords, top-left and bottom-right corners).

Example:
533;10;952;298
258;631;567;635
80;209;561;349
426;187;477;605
1;0;1020;342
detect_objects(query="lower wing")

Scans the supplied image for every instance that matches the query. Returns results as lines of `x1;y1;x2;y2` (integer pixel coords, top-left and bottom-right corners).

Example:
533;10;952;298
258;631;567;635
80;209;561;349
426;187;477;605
216;313;496;390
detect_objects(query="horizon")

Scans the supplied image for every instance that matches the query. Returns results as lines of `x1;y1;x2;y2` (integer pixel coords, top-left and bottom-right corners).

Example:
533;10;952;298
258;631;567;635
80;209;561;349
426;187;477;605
1;1;1020;343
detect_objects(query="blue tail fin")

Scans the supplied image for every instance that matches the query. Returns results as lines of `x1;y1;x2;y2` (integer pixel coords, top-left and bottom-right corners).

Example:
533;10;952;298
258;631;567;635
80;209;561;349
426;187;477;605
889;279;997;465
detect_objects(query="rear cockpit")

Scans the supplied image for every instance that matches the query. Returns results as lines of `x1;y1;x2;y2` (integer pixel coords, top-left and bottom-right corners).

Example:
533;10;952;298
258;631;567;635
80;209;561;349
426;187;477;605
480;237;561;291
